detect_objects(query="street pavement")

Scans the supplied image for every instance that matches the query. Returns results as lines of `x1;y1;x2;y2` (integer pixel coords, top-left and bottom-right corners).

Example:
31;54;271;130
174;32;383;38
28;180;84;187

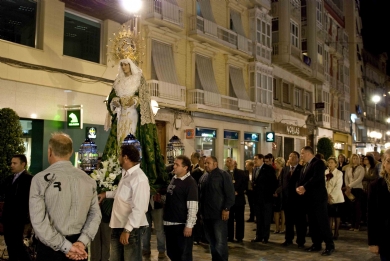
0;206;380;261
144;206;380;261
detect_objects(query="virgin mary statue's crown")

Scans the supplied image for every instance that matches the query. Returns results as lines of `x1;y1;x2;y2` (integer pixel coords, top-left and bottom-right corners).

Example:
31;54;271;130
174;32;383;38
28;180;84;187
107;24;144;66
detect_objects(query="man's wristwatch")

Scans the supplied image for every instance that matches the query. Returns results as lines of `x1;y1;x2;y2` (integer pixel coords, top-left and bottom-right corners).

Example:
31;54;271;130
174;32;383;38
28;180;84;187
123;228;131;234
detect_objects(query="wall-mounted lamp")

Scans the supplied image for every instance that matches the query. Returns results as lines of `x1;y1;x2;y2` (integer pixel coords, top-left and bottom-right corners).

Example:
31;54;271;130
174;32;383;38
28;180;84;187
151;99;160;116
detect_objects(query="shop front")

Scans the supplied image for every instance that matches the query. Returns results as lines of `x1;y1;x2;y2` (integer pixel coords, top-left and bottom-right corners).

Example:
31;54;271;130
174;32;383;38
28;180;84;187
195;127;217;157
272;123;308;160
223;130;239;163
333;132;352;159
243;132;260;163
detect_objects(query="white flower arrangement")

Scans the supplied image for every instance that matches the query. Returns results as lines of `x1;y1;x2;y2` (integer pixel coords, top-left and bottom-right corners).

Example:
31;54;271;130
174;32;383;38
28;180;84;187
90;157;122;193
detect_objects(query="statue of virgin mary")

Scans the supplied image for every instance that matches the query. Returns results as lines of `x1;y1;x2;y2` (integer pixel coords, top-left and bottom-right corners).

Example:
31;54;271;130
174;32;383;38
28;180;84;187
102;58;167;187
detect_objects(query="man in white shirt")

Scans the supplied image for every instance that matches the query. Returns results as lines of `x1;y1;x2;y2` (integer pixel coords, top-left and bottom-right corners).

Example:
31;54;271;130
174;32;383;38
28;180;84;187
98;144;150;261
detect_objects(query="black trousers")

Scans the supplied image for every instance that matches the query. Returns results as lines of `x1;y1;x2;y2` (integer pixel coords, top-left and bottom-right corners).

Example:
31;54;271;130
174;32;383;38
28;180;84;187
246;190;255;220
36;234;86;261
254;202;273;241
227;204;245;241
284;202;307;245
3;221;32;261
164;224;193;261
307;201;334;249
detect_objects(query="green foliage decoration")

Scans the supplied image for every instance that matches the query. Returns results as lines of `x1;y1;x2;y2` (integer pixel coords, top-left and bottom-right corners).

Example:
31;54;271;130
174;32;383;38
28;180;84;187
317;137;334;160
0;108;25;188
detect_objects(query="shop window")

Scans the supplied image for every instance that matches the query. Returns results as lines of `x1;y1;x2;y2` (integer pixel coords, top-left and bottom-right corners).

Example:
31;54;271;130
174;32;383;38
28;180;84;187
195;128;216;157
0;0;38;47
63;11;101;63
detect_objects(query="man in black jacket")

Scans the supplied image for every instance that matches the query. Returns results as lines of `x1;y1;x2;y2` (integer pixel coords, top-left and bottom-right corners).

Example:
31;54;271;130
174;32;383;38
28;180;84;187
225;157;246;243
2;154;33;261
251;154;277;244
279;151;306;248
199;156;235;261
296;146;335;256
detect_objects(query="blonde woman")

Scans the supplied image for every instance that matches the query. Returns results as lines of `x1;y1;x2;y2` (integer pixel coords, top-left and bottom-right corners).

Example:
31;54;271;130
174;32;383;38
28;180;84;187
325;156;344;240
273;157;285;233
367;149;390;261
344;154;365;231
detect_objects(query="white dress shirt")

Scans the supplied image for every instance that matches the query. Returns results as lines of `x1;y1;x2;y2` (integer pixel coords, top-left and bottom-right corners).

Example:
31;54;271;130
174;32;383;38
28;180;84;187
106;164;150;231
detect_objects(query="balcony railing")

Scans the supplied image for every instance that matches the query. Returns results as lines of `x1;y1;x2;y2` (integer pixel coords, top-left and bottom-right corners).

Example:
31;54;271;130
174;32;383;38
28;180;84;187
331;116;338;129
255;43;272;63
337;80;343;92
189;16;252;55
187;89;255;112
147;80;186;107
144;0;184;27
338;119;345;130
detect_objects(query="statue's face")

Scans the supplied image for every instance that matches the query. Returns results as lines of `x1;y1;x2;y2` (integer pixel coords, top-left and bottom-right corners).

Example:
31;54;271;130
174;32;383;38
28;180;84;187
121;62;131;75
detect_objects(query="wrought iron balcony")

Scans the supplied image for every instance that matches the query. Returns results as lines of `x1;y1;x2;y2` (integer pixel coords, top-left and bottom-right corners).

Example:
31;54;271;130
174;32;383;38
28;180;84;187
143;0;184;30
147;80;186;109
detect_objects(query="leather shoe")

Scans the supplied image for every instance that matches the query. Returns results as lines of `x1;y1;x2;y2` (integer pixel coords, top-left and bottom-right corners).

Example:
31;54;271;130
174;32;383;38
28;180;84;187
251;237;262;242
281;241;292;247
246;219;254;222
228;238;235;243
236;239;243;243
321;248;335;256
297;244;305;249
262;240;269;244
305;245;322;252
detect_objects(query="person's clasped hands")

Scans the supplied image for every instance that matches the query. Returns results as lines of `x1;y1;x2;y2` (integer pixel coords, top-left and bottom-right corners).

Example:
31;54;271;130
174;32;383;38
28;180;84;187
65;242;88;260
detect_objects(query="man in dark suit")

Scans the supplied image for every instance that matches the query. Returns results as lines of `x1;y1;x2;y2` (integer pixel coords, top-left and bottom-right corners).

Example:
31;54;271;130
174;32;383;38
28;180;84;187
189;152;200;172
244;160;255;222
279;151;306;248
2;154;33;261
225;157;247;243
296;146;335;256
251;154;277;244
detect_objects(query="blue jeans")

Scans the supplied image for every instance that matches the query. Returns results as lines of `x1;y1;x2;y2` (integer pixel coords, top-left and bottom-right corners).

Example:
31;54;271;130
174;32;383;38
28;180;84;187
203;219;228;261
142;208;166;252
110;228;143;261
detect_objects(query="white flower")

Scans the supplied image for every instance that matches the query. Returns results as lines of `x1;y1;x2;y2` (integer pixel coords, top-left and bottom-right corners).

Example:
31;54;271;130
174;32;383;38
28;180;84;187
102;161;109;169
112;185;118;191
90;173;98;180
109;173;116;180
108;184;113;190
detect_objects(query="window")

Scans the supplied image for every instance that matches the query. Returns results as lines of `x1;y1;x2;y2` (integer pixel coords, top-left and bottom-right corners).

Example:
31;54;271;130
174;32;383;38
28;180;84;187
324;49;329;75
63;11;101;63
323;91;330;115
151;40;179;84
273;78;279;101
0;0;38;47
316;0;323;25
282;83;290;104
339;101;345;120
256;18;271;48
294;88;302;107
304;92;311;110
256;73;273;105
290;20;299;48
272;18;279;43
317;43;323;65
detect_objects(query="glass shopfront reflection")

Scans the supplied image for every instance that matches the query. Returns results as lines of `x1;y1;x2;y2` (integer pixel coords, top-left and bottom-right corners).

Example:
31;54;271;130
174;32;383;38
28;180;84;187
224;130;239;165
195;128;216;156
244;133;259;163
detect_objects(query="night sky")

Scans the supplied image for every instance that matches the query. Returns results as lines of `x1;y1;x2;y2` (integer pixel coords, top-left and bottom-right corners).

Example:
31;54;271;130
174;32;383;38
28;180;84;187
360;0;390;74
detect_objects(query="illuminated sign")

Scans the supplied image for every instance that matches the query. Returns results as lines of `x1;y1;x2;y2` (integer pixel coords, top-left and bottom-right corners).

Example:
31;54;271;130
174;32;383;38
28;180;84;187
195;128;217;138
244;133;259;142
66;109;82;129
265;132;275;142
86;127;97;139
224;130;238;140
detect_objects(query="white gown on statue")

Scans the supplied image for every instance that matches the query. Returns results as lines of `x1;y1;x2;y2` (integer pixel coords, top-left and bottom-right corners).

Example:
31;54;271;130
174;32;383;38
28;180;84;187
111;59;142;145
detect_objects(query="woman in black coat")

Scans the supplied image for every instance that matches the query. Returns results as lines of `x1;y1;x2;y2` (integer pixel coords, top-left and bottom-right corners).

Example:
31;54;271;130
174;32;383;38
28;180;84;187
367;149;390;261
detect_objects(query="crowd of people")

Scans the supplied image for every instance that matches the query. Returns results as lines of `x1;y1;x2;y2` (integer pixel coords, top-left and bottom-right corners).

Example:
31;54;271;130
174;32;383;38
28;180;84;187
1;135;390;261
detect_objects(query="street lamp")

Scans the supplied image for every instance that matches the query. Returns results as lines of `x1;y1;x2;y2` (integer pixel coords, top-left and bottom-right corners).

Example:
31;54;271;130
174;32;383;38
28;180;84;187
122;0;142;13
370;95;381;151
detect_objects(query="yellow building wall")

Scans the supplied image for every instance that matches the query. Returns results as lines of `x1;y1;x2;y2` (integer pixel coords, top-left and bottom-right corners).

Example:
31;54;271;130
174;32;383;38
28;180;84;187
0;0;119;96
